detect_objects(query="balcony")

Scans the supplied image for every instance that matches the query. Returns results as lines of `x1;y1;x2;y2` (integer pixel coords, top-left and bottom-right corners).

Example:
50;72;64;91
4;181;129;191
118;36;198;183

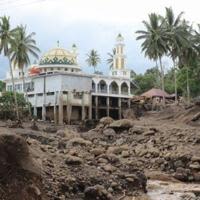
98;88;107;93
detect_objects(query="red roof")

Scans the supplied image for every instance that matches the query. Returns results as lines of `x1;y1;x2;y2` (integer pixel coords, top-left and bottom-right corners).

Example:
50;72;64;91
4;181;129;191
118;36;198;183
141;88;169;98
29;67;41;75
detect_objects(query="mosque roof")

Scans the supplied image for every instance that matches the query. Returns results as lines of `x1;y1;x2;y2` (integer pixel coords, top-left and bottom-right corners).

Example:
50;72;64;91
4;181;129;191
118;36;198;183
39;47;77;66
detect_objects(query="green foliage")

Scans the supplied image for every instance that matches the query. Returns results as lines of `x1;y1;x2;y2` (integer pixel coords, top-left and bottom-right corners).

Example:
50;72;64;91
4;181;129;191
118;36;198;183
107;48;116;69
136;7;200;101
177;65;200;97
0;80;5;92
134;67;160;94
0;92;30;120
134;65;200;98
10;25;40;71
86;49;101;73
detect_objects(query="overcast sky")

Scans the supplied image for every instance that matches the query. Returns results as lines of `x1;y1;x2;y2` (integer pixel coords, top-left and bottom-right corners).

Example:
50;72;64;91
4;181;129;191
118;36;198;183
0;0;200;78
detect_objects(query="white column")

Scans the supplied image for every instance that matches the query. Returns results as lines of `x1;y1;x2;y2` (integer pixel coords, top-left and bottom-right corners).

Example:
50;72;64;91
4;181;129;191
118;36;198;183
67;91;72;124
89;93;92;120
118;98;121;119
95;83;97;93
58;91;63;125
119;83;121;95
128;83;131;95
33;94;37;117
82;92;86;121
54;92;58;124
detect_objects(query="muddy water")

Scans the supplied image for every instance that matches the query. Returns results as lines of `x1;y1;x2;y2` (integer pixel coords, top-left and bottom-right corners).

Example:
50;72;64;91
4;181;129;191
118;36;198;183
147;180;200;200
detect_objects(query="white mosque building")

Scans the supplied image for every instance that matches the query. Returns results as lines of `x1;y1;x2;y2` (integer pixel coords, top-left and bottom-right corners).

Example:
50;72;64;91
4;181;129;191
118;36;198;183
4;34;135;124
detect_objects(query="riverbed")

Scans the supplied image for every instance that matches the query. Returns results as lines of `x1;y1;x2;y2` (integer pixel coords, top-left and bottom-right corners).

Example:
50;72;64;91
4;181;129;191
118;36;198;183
147;180;200;200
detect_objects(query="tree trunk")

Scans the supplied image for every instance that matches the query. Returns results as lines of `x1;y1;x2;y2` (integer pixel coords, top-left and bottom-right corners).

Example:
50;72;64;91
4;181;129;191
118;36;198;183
159;57;165;91
186;66;190;104
8;57;19;120
21;67;32;116
159;57;165;105
173;59;178;103
155;59;160;88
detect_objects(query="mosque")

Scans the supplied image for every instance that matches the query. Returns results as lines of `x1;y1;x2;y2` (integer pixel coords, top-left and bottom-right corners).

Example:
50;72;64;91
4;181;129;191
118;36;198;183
4;34;135;124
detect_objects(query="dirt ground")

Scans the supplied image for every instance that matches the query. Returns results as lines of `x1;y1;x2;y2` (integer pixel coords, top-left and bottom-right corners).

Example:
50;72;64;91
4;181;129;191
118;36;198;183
0;104;200;200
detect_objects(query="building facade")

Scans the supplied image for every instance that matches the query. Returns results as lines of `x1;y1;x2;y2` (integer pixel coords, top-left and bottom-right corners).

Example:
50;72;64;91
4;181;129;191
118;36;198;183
4;34;135;124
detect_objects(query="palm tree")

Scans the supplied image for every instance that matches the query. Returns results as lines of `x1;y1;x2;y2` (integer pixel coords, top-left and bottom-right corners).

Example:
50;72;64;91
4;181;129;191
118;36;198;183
178;25;199;104
136;13;168;95
0;16;19;120
107;48;116;69
10;25;40;99
86;49;101;73
164;7;186;102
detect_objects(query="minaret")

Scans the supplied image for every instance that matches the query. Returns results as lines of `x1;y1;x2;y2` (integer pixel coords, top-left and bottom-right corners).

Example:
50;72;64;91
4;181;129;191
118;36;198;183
72;44;77;54
113;33;126;70
71;44;78;64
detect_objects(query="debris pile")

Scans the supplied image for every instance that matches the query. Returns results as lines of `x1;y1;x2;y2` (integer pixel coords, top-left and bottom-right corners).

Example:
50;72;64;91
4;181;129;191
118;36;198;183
0;133;47;200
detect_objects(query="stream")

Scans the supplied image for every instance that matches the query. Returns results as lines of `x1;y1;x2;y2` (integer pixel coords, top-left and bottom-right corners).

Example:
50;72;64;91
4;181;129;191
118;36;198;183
147;180;200;200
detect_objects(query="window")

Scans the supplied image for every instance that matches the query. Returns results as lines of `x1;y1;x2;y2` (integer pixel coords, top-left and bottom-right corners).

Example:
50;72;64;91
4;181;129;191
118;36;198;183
15;84;22;91
65;68;68;71
24;82;34;92
74;92;82;99
7;85;12;91
28;94;34;98
47;92;55;96
37;93;43;96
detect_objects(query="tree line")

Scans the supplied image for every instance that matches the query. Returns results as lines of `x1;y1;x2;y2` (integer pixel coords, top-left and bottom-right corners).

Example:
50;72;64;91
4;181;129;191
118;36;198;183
136;7;200;103
0;16;40;120
133;65;200;99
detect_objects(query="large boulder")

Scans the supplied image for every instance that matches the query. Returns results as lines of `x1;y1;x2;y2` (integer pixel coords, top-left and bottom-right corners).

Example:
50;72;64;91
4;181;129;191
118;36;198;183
109;119;134;130
99;117;114;126
122;109;137;120
44;125;57;133
103;128;116;140
107;145;129;155
84;185;112;200
65;155;83;165
69;137;92;146
0;133;47;200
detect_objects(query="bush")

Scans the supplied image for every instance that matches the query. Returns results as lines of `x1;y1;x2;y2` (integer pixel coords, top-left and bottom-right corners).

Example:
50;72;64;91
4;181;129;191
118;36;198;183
0;92;30;120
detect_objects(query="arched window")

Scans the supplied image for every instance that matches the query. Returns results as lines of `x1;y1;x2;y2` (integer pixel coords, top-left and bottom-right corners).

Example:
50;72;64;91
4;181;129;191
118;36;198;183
121;82;128;95
109;81;119;94
98;80;107;93
92;80;96;92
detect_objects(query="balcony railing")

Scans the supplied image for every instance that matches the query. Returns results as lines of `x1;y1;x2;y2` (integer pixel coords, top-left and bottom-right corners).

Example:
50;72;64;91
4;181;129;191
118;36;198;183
121;91;128;95
110;90;119;94
98;89;107;93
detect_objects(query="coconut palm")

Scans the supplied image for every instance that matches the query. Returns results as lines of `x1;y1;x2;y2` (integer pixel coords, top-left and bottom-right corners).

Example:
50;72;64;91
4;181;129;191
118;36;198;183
10;25;40;98
107;48;116;69
164;7;186;102
0;16;19;120
178;24;199;104
86;49;101;73
136;13;168;95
